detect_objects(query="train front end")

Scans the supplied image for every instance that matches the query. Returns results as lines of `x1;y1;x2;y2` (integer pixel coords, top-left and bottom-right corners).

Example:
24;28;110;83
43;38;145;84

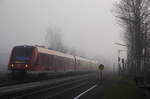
8;46;34;72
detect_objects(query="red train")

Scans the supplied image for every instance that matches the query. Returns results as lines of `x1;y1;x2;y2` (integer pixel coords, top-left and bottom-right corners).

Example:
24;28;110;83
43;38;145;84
8;45;98;74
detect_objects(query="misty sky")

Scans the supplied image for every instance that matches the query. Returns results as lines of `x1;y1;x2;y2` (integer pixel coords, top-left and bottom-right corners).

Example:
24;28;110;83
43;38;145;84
0;0;126;65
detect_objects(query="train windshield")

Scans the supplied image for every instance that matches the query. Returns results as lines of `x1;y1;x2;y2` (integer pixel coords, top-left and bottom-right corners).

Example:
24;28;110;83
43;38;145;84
12;47;33;61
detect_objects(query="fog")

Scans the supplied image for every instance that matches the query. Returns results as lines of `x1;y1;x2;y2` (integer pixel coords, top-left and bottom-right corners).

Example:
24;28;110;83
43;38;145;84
0;0;125;70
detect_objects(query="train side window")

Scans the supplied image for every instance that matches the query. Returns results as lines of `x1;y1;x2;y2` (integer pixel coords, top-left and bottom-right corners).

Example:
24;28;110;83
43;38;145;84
45;54;49;67
38;53;43;66
37;53;46;66
42;53;48;67
48;55;53;67
35;54;40;66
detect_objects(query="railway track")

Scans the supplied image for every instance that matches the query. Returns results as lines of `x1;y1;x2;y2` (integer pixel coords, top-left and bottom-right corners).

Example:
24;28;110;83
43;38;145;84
0;80;20;87
47;78;97;99
0;72;93;87
14;77;91;99
0;73;97;99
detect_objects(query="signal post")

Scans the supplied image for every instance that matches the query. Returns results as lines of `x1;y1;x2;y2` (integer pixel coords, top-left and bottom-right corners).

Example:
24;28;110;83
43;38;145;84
98;64;104;83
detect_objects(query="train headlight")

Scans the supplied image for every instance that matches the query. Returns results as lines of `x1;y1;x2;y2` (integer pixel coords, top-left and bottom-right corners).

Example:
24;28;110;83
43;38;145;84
11;64;14;68
25;64;28;68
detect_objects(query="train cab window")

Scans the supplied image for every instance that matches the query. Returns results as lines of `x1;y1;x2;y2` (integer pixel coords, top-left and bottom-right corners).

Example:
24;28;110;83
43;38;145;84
12;47;33;61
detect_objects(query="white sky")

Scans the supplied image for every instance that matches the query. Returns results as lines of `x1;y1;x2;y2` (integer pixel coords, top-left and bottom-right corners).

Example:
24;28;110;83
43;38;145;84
0;0;126;65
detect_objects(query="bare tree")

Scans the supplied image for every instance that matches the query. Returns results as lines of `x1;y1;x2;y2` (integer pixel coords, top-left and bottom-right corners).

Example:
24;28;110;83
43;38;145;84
114;0;150;76
45;27;85;56
45;27;66;52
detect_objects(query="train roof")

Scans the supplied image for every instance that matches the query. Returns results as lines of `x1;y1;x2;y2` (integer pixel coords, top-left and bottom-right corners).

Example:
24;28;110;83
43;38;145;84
36;46;74;59
36;46;97;63
75;56;97;63
13;45;34;48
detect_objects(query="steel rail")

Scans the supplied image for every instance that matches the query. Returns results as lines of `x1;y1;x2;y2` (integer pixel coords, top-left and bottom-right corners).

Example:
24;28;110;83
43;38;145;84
13;77;91;99
0;73;96;97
